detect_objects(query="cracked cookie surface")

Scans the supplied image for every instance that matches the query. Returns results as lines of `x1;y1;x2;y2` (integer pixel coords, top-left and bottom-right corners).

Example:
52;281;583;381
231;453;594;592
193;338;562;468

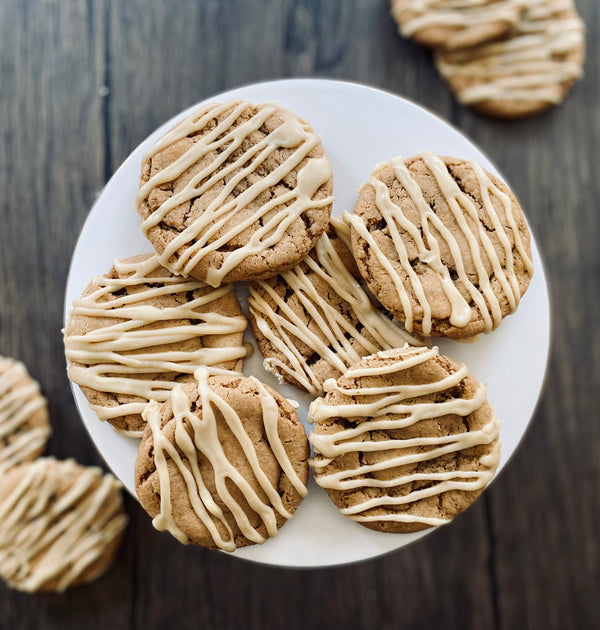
348;152;533;339
0;458;127;593
249;219;422;396
136;100;333;287
0;356;50;473
391;0;523;51
309;346;500;533
64;254;247;436
135;370;309;550
435;0;585;118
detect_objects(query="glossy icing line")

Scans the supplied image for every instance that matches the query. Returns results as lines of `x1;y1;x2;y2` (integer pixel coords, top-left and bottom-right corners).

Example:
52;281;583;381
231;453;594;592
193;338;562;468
137;100;334;287
0;459;127;593
348;152;532;335
145;367;307;551
396;0;522;37
309;346;500;526
64;255;247;436
436;0;585;105
0;358;49;473
249;219;423;395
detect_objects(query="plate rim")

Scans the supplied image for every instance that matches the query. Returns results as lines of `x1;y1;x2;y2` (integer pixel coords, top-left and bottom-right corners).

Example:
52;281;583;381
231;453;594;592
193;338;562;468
63;77;551;568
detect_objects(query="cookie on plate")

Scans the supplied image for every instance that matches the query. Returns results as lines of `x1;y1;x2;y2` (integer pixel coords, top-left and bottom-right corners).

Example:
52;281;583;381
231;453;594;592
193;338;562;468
391;0;523;51
135;368;309;551
249;217;423;396
348;152;533;339
0;356;50;474
0;458;127;593
64;254;247;436
435;0;585;118
309;346;500;533
136;100;334;287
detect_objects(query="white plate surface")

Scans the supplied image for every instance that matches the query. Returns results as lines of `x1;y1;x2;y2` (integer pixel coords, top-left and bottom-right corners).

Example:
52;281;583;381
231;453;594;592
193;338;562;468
65;78;550;568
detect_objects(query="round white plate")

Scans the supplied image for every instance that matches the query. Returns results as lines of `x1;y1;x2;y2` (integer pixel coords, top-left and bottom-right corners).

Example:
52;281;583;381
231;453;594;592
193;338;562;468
65;78;550;568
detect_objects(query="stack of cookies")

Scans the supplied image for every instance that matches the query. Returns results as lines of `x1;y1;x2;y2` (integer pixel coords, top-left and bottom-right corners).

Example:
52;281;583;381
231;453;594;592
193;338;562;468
391;0;586;118
64;99;534;551
0;356;127;593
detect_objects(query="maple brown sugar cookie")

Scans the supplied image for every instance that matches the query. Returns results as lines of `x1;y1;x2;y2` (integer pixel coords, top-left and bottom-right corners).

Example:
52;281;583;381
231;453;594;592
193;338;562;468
391;0;523;51
309;346;501;533
435;0;585;118
135;369;309;551
0;458;127;593
0;356;50;473
348;152;533;339
64;254;247;436
249;218;423;396
136;100;334;287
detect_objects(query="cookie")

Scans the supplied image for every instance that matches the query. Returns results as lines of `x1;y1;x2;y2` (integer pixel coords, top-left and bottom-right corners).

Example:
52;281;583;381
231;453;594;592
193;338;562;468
391;0;523;51
0;458;127;593
64;254;247;436
136;100;334;287
249;217;423;396
348;152;533;339
309;346;500;533
435;0;585;118
135;368;309;551
0;356;50;474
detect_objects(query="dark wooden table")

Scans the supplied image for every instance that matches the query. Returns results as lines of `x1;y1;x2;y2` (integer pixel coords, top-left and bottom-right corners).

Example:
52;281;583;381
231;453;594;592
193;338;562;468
0;1;598;628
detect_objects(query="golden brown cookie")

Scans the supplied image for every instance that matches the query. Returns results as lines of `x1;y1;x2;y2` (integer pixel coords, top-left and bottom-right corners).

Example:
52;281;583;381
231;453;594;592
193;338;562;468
136;100;334;287
249;218;423;396
64;253;247;436
0;357;51;475
309;346;500;533
0;458;127;593
435;0;585;118
391;0;523;51
135;369;310;551
348;152;533;339
0;356;50;474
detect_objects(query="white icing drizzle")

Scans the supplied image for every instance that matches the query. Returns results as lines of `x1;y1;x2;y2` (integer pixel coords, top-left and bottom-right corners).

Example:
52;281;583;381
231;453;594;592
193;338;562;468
64;255;247;436
249;220;423;395
145;367;308;551
436;0;585;106
0;458;127;593
396;0;522;38
0;358;50;473
308;346;500;526
136;100;334;287
348;152;533;336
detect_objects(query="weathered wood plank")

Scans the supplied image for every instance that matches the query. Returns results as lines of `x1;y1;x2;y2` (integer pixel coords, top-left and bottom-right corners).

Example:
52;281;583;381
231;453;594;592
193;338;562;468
127;497;494;630
0;0;134;627
469;2;600;627
0;0;598;627
0;0;105;458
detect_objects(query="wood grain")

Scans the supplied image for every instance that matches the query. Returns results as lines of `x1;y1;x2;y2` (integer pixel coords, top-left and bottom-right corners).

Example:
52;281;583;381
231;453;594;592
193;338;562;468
0;0;598;628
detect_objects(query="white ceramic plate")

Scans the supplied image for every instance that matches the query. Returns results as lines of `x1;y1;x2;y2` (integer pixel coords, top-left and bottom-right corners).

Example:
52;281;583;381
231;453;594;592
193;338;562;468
64;78;550;568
